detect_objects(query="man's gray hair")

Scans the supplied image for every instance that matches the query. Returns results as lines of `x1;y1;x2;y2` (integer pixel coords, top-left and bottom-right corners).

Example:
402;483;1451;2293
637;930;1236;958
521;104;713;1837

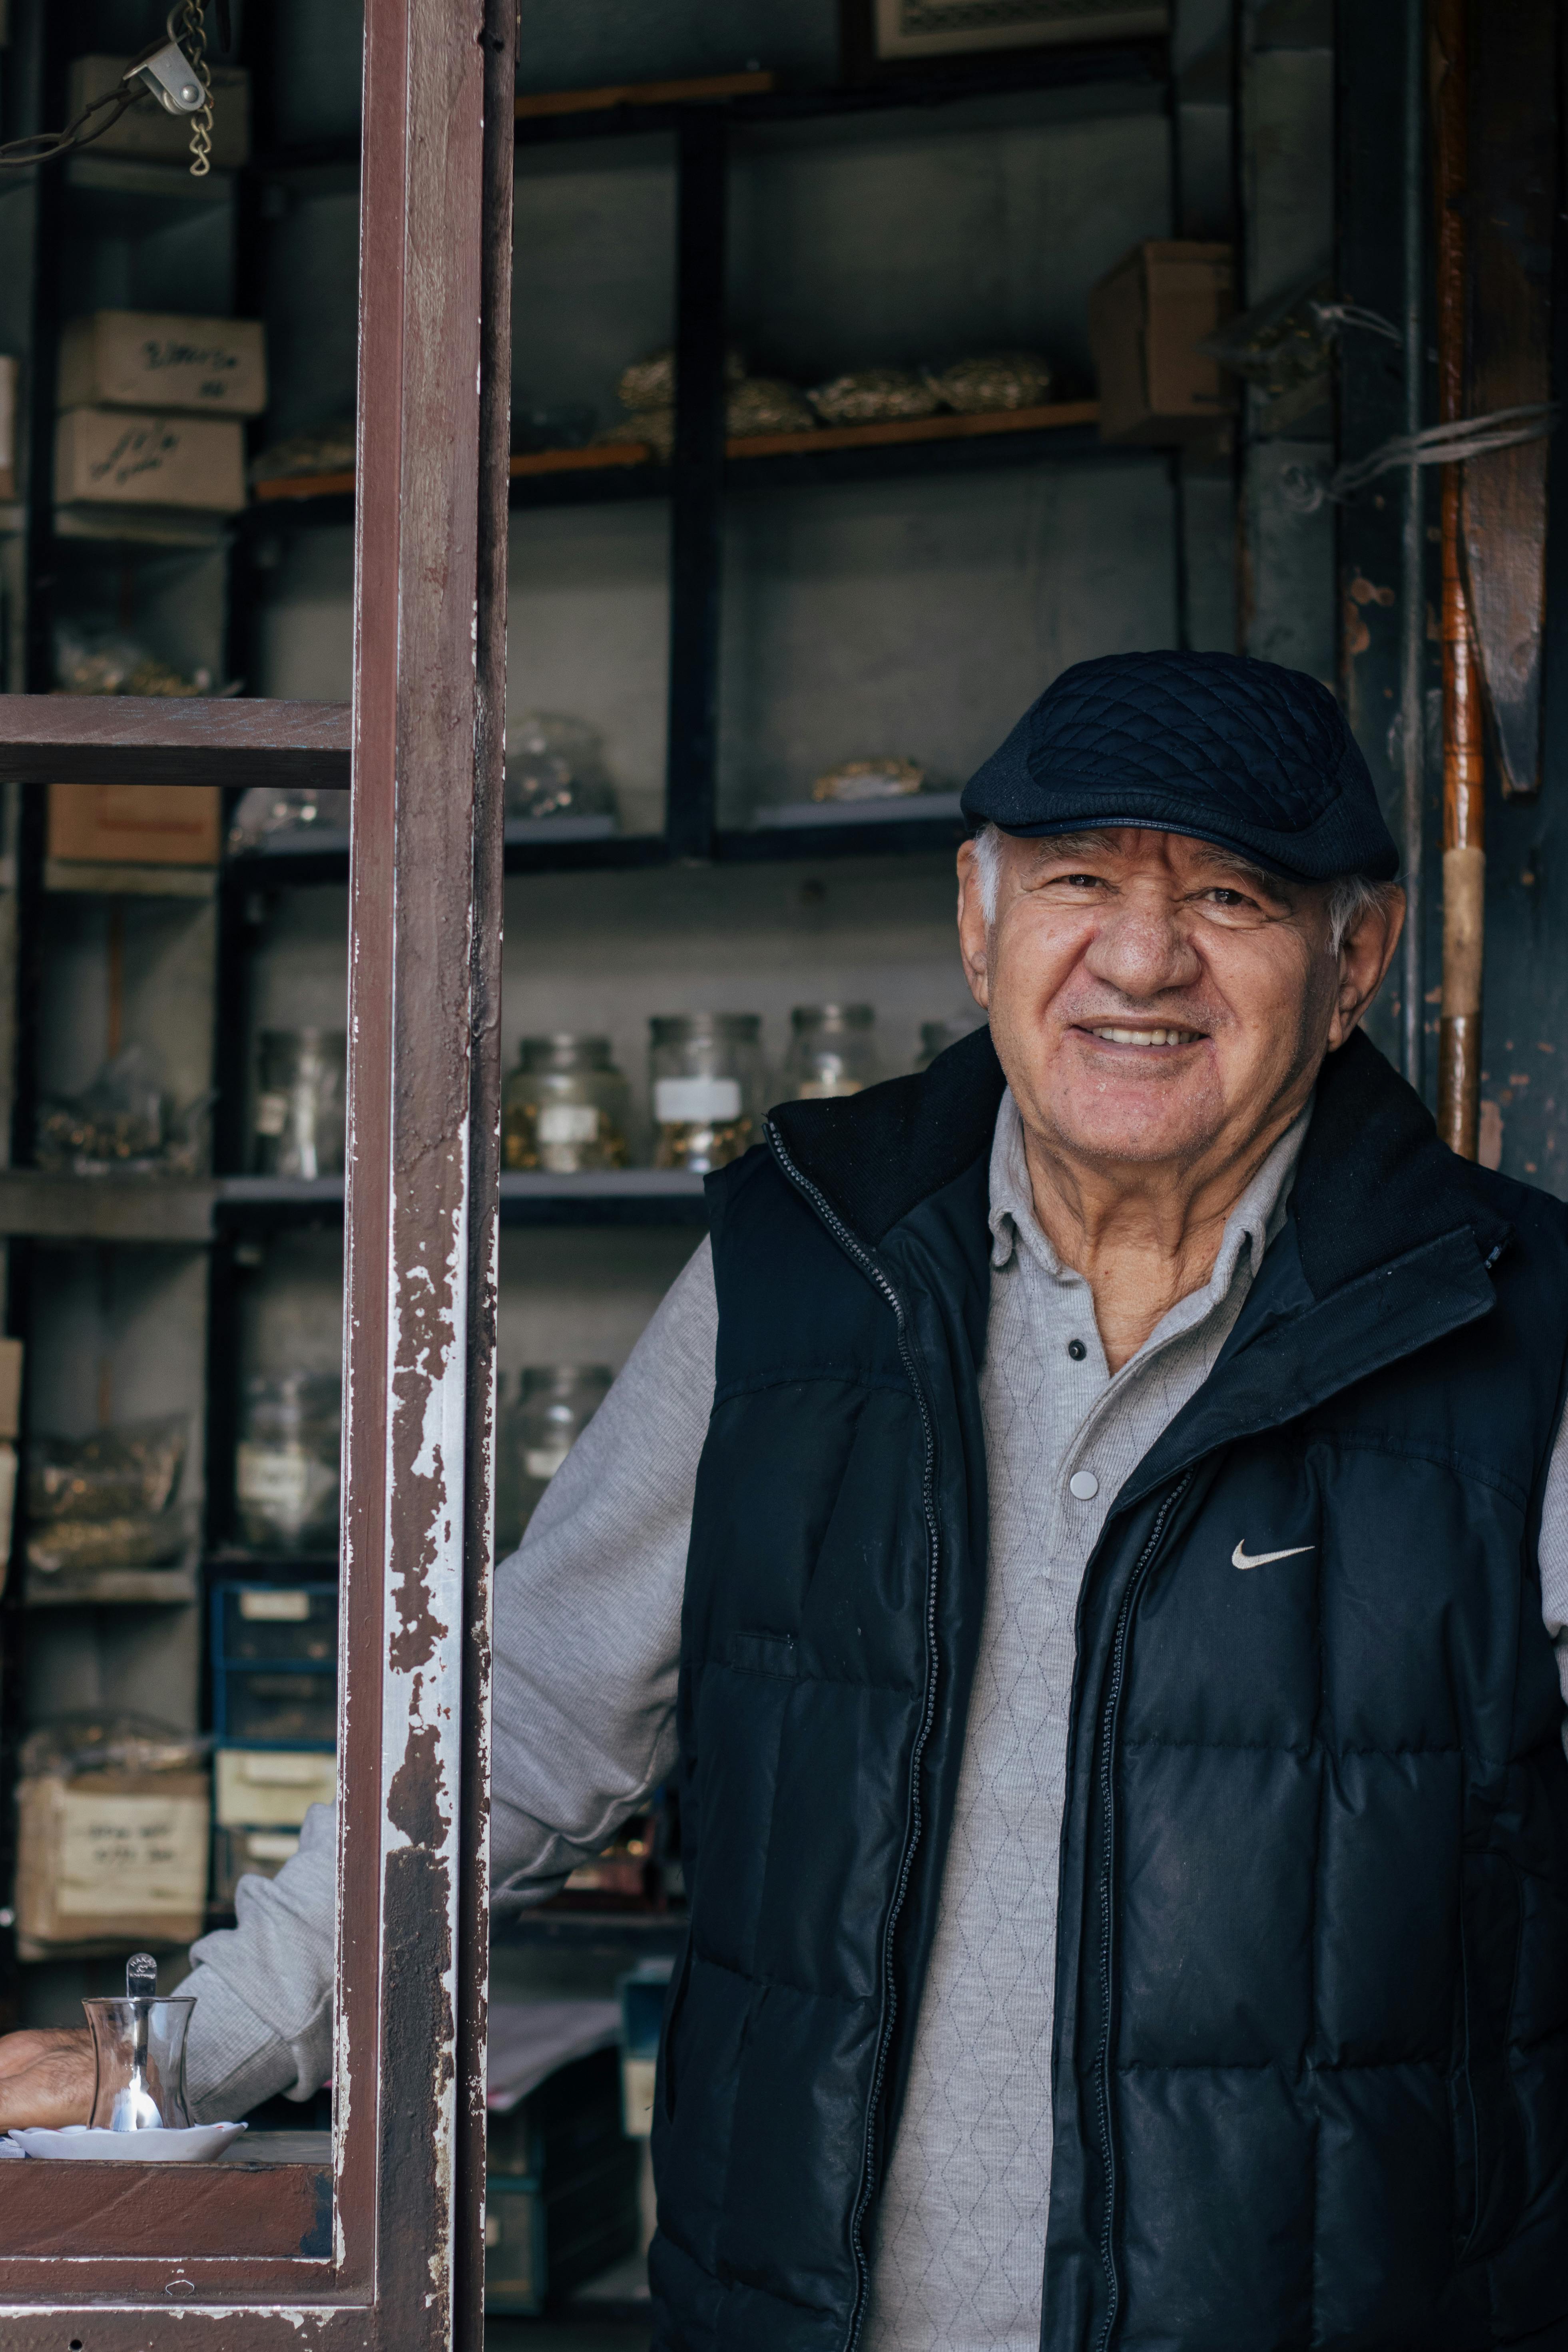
969;821;1392;957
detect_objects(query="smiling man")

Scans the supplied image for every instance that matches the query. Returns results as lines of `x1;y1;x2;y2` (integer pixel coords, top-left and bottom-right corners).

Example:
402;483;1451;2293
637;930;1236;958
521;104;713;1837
6;649;1568;2352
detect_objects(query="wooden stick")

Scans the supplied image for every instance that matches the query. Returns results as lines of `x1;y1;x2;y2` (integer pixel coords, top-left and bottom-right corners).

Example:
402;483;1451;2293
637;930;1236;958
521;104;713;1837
1433;0;1484;1159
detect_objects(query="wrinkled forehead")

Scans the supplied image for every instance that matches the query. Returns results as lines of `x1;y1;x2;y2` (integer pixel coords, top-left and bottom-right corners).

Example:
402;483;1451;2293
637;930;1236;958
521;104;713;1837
997;824;1303;894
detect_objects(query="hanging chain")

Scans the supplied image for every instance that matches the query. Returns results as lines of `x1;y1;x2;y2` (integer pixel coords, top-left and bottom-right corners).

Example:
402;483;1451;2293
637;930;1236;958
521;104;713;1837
167;0;213;176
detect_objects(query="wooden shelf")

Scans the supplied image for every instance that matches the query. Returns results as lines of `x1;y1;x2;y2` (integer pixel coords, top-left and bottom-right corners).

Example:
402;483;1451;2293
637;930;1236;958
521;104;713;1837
730;399;1098;458
0;697;350;789
244;401;1106;514
515;68;776;121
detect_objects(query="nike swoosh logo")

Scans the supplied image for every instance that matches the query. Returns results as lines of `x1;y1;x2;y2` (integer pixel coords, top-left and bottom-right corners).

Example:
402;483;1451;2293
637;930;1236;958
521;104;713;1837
1232;1540;1315;1571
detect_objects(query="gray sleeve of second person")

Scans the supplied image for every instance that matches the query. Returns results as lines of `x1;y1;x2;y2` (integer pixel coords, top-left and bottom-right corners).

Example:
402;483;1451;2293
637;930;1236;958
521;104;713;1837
490;1233;719;1903
178;1237;719;2117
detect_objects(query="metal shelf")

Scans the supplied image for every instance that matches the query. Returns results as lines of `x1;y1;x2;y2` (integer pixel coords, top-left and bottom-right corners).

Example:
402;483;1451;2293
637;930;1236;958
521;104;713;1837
0;1169;710;1241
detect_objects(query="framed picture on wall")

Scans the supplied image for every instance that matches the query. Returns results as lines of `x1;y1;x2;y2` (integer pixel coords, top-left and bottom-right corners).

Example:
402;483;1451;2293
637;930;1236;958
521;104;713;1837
840;0;1169;79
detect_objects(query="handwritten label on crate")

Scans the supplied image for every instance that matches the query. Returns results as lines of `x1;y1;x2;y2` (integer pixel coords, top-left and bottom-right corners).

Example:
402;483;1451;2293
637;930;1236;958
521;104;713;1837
54;1787;209;1918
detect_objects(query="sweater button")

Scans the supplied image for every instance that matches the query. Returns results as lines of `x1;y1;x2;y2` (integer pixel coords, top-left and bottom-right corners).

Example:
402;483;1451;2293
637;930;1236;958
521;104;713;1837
1067;1338;1087;1360
1068;1469;1099;1500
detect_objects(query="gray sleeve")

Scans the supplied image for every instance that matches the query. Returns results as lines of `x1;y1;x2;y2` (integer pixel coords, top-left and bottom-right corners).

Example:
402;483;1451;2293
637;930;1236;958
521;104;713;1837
1536;1392;1568;1758
490;1234;717;1904
181;1798;337;2123
176;1236;718;2113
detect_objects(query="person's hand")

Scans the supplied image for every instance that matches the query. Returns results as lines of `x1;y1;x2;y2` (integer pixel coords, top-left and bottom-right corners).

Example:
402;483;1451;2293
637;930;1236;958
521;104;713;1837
0;2027;94;2128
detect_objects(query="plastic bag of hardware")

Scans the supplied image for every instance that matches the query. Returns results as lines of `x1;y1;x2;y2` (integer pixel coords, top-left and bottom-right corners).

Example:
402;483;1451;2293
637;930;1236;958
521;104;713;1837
55;621;212;699
227;785;352;854
28;1413;190;1526
36;1042;168;1172
505;712;618;824
20;1711;209;1782
726;377;815;436
248;418;357;486
25;1506;195;1581
813;757;926;804
616;346;746;412
806;369;941;425
922;351;1054;413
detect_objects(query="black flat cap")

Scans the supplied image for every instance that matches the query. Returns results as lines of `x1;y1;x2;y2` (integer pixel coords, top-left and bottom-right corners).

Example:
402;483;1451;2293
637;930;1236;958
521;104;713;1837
960;649;1399;882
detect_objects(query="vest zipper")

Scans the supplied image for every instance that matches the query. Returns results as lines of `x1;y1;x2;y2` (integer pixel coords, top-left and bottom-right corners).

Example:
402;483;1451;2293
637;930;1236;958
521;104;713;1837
1092;1471;1193;2352
765;1120;943;2352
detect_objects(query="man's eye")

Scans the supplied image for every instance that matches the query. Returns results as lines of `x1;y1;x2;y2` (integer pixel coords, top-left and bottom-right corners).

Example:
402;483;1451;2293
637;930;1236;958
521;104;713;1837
1207;888;1251;907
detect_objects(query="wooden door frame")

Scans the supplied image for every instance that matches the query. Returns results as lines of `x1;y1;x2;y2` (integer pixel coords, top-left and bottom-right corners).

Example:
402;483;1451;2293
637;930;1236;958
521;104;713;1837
0;0;513;2336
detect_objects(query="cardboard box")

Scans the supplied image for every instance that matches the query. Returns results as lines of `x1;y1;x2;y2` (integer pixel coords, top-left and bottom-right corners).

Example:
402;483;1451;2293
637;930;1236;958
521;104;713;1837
1088;240;1235;445
0;354;16;500
0;1336;24;1442
214;1746;337;1829
66;55;250;171
60;310;267;418
16;1769;209;1956
56;407;245;513
48;783;221;868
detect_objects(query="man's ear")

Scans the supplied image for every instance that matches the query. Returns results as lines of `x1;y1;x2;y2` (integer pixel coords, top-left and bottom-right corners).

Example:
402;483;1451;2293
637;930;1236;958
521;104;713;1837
955;841;992;1010
1327;885;1406;1050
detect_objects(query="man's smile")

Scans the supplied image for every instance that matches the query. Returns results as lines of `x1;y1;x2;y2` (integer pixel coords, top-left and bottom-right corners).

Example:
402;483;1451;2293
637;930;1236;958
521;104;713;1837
1074;1022;1207;1050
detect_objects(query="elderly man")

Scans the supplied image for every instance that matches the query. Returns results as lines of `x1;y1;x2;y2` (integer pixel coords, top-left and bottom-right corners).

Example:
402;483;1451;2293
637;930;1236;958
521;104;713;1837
6;649;1568;2352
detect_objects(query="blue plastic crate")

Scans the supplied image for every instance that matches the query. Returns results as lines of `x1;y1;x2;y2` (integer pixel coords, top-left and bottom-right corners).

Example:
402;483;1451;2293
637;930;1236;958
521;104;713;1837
211;1582;338;1749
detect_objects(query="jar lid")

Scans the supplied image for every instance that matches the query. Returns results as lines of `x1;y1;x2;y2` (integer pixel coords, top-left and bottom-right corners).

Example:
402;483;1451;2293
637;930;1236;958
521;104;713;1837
791;1004;875;1030
518;1034;615;1069
649;1013;761;1042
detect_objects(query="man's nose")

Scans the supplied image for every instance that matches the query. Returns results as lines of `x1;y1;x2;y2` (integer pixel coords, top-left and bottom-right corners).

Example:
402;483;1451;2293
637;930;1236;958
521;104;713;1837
1081;898;1202;999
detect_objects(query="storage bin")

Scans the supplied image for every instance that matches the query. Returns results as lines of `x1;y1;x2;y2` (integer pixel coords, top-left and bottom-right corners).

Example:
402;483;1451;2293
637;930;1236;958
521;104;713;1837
212;1583;338;1749
213;1745;337;1829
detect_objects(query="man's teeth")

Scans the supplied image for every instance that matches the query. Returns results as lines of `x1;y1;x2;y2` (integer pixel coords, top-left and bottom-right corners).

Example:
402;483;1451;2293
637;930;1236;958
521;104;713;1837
1087;1026;1196;1046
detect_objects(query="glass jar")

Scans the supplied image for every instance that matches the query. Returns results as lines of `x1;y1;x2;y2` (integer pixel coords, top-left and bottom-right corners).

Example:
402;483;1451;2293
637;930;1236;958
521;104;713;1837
253;1030;347;1179
496;1366;612;1549
235;1372;342;1553
502;1036;630;1173
650;1014;764;1172
781;1004;880;1100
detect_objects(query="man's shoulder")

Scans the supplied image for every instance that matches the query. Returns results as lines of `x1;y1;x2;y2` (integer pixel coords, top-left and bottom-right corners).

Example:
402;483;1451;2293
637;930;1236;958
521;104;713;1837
715;1025;1004;1251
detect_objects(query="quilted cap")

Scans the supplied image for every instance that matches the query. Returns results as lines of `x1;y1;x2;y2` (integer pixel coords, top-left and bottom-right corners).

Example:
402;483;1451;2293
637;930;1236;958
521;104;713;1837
961;649;1399;882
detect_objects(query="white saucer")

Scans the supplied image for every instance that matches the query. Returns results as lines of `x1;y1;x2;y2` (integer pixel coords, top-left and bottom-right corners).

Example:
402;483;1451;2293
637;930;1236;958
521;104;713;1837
6;2121;247;2163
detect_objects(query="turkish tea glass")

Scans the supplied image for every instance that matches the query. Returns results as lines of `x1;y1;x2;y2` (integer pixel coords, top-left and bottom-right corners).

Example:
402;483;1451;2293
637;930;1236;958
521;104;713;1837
84;1992;197;2131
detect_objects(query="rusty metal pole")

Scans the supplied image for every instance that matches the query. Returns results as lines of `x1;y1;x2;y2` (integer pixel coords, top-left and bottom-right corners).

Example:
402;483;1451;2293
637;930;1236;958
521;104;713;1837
1432;0;1484;1157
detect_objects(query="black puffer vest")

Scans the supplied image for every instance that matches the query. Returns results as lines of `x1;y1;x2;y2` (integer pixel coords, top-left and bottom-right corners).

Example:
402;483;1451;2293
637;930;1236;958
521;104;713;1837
648;1030;1568;2352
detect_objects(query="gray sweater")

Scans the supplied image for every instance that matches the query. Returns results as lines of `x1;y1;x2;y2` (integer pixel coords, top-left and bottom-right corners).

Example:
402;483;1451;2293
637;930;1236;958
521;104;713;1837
181;1094;1568;2350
